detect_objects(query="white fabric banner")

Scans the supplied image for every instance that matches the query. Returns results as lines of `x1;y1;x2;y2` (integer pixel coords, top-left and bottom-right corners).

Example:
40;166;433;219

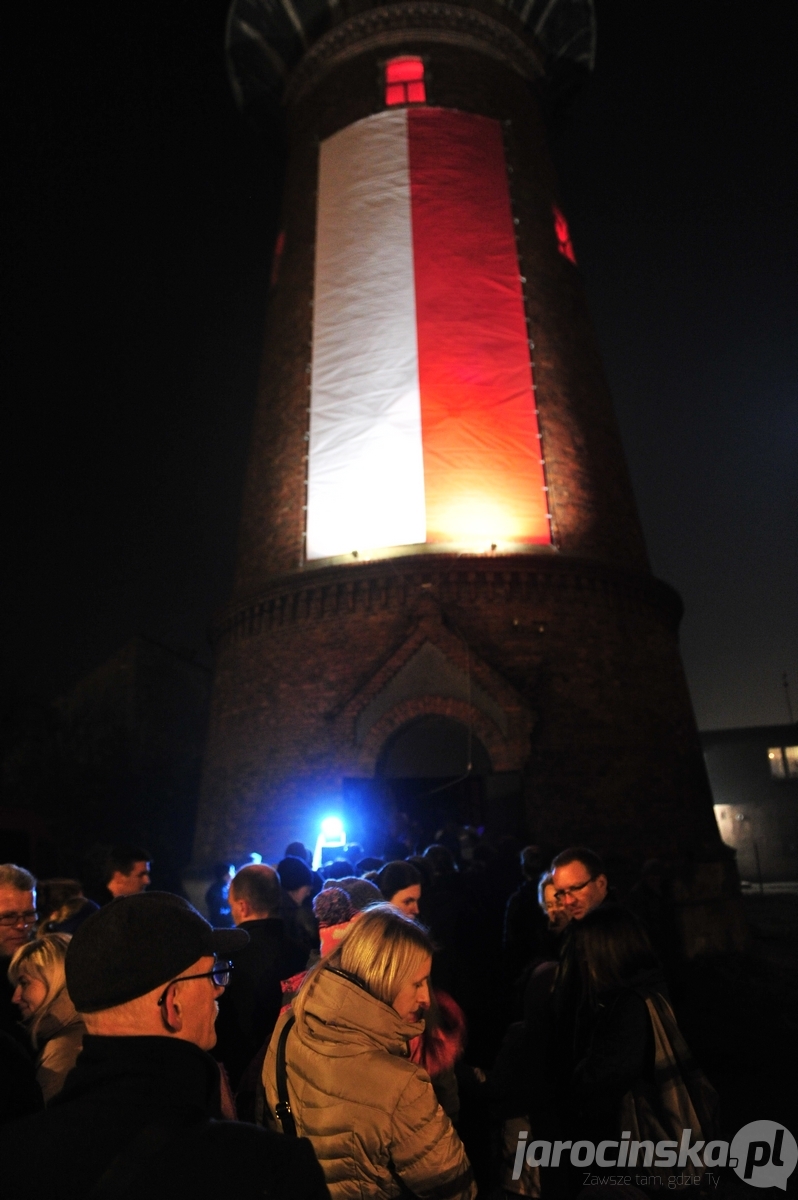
306;109;426;561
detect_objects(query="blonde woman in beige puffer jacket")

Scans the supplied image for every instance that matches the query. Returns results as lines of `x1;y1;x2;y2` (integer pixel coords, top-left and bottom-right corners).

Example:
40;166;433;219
263;904;476;1200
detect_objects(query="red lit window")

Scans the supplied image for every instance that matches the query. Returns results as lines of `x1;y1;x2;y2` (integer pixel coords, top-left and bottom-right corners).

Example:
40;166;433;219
553;205;576;264
385;57;426;107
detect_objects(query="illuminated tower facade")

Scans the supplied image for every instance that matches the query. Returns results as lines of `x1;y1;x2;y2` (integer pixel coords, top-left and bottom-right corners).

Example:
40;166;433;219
194;0;724;880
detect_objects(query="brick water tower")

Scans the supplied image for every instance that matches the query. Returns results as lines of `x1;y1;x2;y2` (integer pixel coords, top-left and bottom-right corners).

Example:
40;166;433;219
193;0;725;885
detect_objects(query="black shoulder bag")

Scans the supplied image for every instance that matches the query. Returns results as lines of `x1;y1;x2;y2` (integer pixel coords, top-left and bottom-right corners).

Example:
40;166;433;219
274;1014;298;1137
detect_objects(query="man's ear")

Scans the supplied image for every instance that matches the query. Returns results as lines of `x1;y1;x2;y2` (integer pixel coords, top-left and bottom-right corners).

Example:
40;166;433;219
596;874;608;898
159;985;185;1035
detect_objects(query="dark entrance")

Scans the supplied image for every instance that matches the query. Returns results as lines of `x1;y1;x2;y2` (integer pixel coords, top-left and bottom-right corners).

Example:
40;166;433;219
377;715;490;850
342;717;525;856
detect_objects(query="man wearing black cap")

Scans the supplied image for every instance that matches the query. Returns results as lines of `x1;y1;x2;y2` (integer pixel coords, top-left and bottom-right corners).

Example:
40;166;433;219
0;892;329;1200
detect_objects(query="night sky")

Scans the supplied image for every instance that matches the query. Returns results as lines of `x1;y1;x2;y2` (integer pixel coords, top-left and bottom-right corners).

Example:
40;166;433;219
4;0;796;731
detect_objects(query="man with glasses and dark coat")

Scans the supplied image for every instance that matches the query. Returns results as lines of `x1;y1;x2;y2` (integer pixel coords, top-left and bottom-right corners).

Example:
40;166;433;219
495;848;621;1190
0;892;329;1200
0;864;38;1039
549;846;610;921
0;864;44;1124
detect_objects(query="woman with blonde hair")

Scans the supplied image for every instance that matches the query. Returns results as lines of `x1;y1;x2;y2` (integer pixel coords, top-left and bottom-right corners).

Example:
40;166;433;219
263;903;475;1199
8;934;85;1102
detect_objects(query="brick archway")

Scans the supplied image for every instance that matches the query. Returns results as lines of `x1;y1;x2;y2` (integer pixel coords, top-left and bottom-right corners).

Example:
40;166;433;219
353;694;516;776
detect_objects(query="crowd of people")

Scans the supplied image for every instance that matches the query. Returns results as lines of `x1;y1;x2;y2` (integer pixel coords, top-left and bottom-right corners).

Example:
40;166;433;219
0;833;719;1198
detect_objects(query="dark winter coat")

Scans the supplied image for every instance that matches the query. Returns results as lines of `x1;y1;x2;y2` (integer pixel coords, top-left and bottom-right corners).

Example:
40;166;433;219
0;1030;43;1125
214;917;308;1088
568;972;661;1142
503;879;549;981
0;1034;329;1200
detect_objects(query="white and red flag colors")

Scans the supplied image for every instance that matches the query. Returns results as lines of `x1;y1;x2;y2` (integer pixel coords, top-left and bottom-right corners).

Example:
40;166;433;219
305;107;551;562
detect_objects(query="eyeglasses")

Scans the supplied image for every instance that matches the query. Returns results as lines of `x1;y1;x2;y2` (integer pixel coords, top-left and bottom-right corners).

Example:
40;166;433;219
553;877;595;902
157;960;233;1006
0;911;38;928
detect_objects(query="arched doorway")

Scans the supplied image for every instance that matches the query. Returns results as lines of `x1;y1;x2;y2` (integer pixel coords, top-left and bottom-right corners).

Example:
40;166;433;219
376;715;492;851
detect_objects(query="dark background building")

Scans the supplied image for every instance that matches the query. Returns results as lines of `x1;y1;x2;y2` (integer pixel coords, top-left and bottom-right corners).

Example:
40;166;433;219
0;639;210;890
703;722;798;884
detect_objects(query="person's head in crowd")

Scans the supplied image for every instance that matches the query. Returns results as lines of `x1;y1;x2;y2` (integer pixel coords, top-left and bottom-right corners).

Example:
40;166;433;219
37;878;100;935
458;827;479;863
228;864;281;925
321;859;355;882
8;934;73;1046
104;845;152;898
537;873;569;934
550;846;608;920
0;864;37;961
343;843;364;863
406;855;434;890
472;842;495;870
277;855;314;905
37;879;82;921
65;892;247;1050
335;876;382;912
423;844;456;878
313;887;355;955
285;841;312;867
356;856;384;874
570;904;658;1000
638;859;665;894
302;904;433;1025
377;861;422;918
210;862;233;885
521;844;543;881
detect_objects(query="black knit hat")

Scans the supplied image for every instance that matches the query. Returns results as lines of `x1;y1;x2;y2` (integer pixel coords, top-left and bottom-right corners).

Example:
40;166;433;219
277;855;314;892
336;876;382;912
65;892;249;1013
377;860;422;901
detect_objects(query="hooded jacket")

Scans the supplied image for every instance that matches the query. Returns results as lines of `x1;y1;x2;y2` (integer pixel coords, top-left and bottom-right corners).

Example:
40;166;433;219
263;966;476;1200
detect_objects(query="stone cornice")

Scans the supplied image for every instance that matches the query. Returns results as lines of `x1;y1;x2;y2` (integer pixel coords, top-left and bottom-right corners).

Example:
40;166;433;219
211;555;684;645
285;2;545;106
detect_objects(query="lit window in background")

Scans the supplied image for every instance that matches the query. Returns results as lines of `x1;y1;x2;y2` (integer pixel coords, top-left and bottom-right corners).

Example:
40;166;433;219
553;204;577;264
785;746;798;778
385;57;426;106
768;747;786;779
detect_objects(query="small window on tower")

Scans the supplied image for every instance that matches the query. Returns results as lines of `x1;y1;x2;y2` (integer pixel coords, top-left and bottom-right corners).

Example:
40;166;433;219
385;57;426;107
553;205;577;264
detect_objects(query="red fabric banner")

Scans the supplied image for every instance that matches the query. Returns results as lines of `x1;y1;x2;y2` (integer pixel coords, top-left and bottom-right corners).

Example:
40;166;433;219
408;108;550;545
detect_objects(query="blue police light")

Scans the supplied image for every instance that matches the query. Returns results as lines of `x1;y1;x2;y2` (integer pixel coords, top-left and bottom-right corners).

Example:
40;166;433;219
313;815;347;870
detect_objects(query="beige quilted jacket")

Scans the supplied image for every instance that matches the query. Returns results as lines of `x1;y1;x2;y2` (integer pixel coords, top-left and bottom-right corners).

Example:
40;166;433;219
263;966;476;1200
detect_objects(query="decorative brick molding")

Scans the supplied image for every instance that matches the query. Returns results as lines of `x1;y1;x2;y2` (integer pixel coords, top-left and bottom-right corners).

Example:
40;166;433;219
211;555;684;647
353;694;521;775
285;2;545;105
323;602;536;764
